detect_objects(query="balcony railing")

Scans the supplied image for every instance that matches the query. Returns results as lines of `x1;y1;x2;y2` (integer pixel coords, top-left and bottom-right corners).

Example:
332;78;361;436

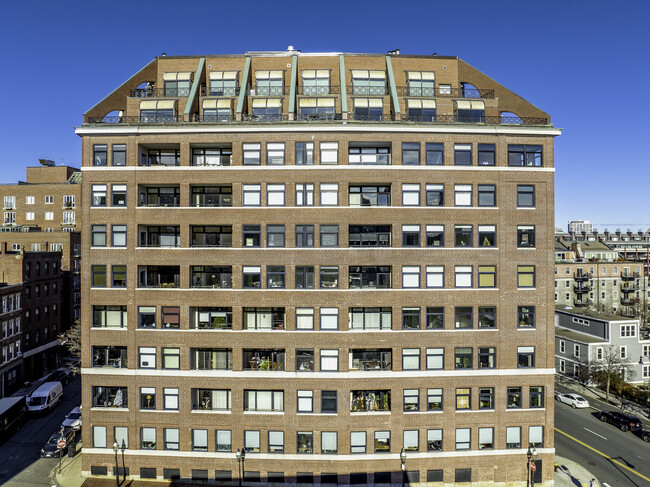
396;86;495;98
86;112;550;126
573;285;591;294
347;85;389;96
249;86;287;96
621;272;640;281
130;88;190;98
573;272;592;282
573;298;593;307
621;283;639;292
297;85;341;95
200;86;241;97
621;297;639;306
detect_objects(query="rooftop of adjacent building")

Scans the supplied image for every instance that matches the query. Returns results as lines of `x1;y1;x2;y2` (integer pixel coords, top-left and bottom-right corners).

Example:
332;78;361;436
556;304;641;323
0;161;80;187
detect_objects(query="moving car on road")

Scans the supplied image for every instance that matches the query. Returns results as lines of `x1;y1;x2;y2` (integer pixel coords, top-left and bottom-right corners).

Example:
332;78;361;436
599;410;643;432
40;429;75;457
60;406;82;431
555;393;590;408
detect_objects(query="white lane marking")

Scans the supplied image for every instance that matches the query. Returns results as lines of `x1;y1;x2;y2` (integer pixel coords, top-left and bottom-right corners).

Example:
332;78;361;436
637;455;646;460
603;483;611;487
583;428;607;440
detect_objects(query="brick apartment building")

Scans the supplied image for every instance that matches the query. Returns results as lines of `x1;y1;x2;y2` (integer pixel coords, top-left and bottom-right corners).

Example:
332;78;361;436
0;282;22;397
77;49;560;485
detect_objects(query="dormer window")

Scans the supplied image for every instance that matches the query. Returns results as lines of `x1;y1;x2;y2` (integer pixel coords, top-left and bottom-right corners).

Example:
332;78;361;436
251;99;282;121
163;72;192;97
202;99;231;122
455;100;485;123
407;72;435;96
255;71;284;96
351;70;386;95
209;72;238;96
298;98;335;120
301;70;330;95
406;99;436;122
139;100;176;123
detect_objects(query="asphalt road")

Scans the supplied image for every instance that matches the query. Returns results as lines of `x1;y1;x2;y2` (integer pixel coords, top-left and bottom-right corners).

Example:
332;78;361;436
554;385;650;486
0;374;81;486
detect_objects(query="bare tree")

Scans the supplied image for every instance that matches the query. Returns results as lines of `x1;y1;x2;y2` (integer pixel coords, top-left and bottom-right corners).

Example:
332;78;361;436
591;345;632;403
575;358;593;390
58;320;81;373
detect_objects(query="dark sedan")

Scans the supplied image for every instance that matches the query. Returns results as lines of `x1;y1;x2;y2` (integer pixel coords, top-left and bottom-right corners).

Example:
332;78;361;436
40;429;75;458
599;410;643;432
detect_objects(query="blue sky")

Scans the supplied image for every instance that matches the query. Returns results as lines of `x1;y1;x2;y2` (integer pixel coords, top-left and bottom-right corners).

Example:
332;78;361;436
1;0;648;230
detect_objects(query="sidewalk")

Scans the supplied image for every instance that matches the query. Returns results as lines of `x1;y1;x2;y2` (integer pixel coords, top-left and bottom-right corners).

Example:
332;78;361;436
53;442;85;487
555;455;600;487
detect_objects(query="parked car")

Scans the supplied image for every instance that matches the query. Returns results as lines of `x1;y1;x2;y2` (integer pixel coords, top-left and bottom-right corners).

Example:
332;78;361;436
47;368;73;385
60;406;82;431
599;410;643;432
638;428;650;442
555;393;590;408
40;428;75;457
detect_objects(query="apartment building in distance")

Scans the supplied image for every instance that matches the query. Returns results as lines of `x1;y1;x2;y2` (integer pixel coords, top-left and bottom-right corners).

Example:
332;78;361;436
0;282;22;397
0;162;82;332
77;49;560;485
567;220;592;234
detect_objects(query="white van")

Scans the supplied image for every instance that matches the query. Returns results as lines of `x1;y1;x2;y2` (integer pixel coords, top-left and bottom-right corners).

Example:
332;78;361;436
27;382;63;413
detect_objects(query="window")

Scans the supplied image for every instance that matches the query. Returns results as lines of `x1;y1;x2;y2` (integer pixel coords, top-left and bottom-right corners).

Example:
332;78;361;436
296;266;315;289
402;307;420;329
454;184;472;206
266;184;285;206
25;211;34;221
320;266;338;288
374;431;390;453
191;429;208;452
112;185;127;206
508;145;542;167
349;145;390;165
320;142;338;164
620;346;627;359
296;308;314;330
404;389;419;411
267;225;285;247
349;266;391;289
455;347;472;369
559;360;566;373
407;98;436;121
92;305;127;328
266;266;285;289
518;346;535;367
139;347;156;369
350;307;391;330
93;426;107;448
266;143;285;165
163;428;179;451
244;390;284;411
349;432;368;455
45;211;53;220
321;432;337;454
620;324;636;337
478;265;496;288
518;306;535;328
320;225;338;247
296;142;314;165
456;388;471;410
427;429;443;451
161;348;180;369
91;265;107;287
163;388;179;410
416;141;443;168
244;431;260;453
243;308;284;330
402;143;420;165
320;308;339;330
530;386;544;408
25;195;34;205
518;225;535;247
265;431;284;454
402;348;420;370
215;430;231;452
253;99;281;121
140;388;156;410
349;184;391;206
506;427;521;448
320;183;338;205
426;307;444;330
112;144;126;166
402;184;420;206
297;390;313;412
478;226;496;248
479;387;494;409
242;266;262;289
454;144;472;165
425;225;444;247
243;225;261;247
92;386;128;408
456;428;470;450
320;390;338;414
423;266;444;289
454;307;473;329
478;428;494;450
243;143;261;165
349;225;391;247
111;225;127;247
478;144;495;166
295;225;314;247
320;350;339;371
517;185;535;207
425;184;444;206
92;184;107;206
295;184;314;206
455;266;472;288
478;347;496;368
297;432;313;454
402;266;420;288
518;266;536;287
44;195;53;204
93;144;107;166
529;426;544;447
506;386;523;409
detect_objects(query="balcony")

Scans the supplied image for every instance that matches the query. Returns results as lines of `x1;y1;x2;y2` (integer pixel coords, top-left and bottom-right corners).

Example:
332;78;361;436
138;266;180;288
63;202;75;209
138;187;180;207
621;297;639;306
396;86;495;98
621;283;639;293
573;298;593;307
190;266;232;289
573;284;592;294
350;390;391;412
139;226;180;248
573;272;592;282
621;272;640;281
243;349;285;371
200;86;241;97
297;85;341;96
130;87;190;98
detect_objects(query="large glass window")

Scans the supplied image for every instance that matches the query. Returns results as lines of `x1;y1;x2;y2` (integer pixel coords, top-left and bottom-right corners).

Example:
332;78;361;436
349;184;391;206
518;266;536;287
402;143;420;165
518;306;535;328
350;349;392;371
426;308;444;330
243;308;285;330
244;390;284;411
349;307;392;330
91;185;107;207
296;142;314;165
478;347;496;368
208;71;237;96
191;185;231;207
302;69;330;95
267;266;285;289
508;145;542;167
478;306;496;328
478;144;495;166
349;146;390;165
454;144;472;165
427;390;443;411
478;185;496;206
426;225;444;247
407;71;435;96
454;347;473;369
93;145;107;166
349;225;391;247
320;225;338;247
296;266;315;289
192;389;231;411
350;390;390;412
255;70;284;96
351;70;386;95
296;184;314;206
192;147;231;166
402;307;420;329
320;266;338;288
517;346;535;368
349;266;391;289
425;143;443;165
425;184;444;206
266;225;285;247
192;348;233;370
517;225;535;247
517;185;535;207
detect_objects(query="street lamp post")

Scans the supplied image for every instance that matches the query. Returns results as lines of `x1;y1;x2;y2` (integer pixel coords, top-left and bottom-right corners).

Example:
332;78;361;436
236;448;246;487
112;442;120;487
120;439;127;484
526;446;538;487
400;447;406;487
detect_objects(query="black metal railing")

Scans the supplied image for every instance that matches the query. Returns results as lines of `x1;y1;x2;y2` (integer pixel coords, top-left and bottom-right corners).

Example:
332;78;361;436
200;86;240;97
297;86;341;95
349;113;395;122
249;86;287;96
397;113;547;125
347;85;389;96
396;86;495;98
130;88;190;98
296;112;343;122
241;113;291;122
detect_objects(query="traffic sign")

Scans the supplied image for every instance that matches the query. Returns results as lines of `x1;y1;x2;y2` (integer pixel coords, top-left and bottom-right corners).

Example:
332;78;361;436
529;462;536;472
57;438;67;449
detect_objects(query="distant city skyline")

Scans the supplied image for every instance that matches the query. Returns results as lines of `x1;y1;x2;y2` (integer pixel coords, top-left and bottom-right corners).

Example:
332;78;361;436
1;0;648;227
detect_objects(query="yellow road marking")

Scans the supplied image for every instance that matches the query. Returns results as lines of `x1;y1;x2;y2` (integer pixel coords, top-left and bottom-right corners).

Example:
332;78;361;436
555;428;650;482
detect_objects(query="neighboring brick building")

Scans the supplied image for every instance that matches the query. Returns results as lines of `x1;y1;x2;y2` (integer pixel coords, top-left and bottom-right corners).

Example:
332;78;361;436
0;282;22;398
77;49;560;485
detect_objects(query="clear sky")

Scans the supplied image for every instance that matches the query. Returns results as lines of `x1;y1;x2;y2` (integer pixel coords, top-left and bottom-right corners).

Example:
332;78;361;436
1;0;648;230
